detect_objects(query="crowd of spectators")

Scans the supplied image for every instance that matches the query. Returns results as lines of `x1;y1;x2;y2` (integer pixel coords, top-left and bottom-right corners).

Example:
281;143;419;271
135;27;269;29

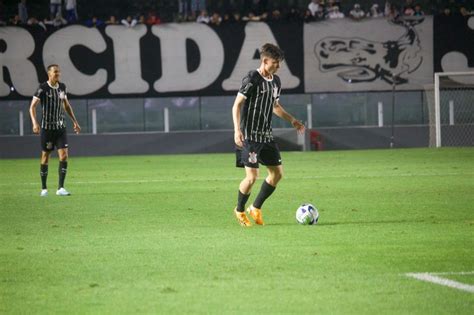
1;0;473;30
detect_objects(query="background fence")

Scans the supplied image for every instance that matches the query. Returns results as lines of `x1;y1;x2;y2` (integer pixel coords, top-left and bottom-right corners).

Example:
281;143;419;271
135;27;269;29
2;90;430;136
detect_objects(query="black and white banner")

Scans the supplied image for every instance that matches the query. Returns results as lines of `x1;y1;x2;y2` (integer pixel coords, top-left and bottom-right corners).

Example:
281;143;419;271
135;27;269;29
304;17;433;92
434;15;474;85
0;22;304;99
1;17;474;100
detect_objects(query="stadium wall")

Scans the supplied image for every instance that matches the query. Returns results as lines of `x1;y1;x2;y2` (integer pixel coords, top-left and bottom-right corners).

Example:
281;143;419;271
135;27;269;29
0;126;433;159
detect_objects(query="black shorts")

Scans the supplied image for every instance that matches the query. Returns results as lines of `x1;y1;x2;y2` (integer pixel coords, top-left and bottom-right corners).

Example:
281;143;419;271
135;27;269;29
236;140;282;168
41;128;68;152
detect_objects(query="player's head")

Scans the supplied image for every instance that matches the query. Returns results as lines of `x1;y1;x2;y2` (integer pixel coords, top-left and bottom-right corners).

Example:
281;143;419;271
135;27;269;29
47;64;61;82
260;43;284;75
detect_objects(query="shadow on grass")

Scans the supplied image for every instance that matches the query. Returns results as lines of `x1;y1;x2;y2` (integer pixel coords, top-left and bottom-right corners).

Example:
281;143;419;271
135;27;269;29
317;219;428;226
267;219;428;226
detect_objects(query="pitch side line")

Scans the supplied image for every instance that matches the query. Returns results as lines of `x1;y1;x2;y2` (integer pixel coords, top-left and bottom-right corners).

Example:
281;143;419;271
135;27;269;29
1;172;472;186
428;271;474;275
405;272;474;293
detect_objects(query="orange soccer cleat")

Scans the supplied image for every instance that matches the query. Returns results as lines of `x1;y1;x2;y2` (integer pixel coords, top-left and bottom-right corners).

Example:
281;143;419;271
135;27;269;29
234;208;251;227
247;206;264;225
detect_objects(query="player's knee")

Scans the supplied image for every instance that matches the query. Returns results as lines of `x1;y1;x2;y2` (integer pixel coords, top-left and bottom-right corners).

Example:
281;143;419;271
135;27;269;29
246;175;258;186
275;172;283;182
269;171;283;184
58;150;68;161
41;153;50;164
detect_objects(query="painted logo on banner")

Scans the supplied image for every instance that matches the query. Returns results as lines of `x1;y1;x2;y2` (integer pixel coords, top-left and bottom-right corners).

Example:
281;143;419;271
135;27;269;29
315;19;423;85
304;17;433;92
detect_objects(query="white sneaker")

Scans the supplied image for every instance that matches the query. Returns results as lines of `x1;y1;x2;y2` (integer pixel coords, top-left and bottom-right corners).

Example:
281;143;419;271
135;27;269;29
56;188;71;196
40;189;48;197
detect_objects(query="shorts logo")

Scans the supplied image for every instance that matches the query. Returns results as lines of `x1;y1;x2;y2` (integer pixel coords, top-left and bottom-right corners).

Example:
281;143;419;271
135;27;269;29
249;152;258;164
46;142;53;150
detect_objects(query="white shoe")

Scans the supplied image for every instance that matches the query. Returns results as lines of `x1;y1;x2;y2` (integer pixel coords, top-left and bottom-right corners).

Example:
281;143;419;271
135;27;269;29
40;189;48;197
56;188;71;196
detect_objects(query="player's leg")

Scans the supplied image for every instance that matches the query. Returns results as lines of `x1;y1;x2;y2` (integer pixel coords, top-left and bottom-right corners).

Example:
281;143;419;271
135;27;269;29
56;129;71;196
40;150;51;196
254;165;282;209
39;129;52;196
56;148;70;196
239;167;259;194
247;142;283;225
235;167;259;226
238;166;259;208
248;165;282;225
57;147;68;188
234;141;261;226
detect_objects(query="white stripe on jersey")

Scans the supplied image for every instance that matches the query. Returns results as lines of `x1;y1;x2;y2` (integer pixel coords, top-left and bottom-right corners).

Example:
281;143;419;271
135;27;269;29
262;81;272;143
53;89;57;130
257;81;270;143
249;84;260;141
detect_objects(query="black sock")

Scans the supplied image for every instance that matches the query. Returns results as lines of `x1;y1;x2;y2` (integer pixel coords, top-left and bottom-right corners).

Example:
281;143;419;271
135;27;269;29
40;164;48;189
253;180;276;209
236;190;250;212
58;161;68;189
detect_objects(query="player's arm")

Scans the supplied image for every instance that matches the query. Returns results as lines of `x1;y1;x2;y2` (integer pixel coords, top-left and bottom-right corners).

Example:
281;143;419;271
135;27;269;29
29;97;41;134
232;93;246;147
273;100;305;134
63;98;81;134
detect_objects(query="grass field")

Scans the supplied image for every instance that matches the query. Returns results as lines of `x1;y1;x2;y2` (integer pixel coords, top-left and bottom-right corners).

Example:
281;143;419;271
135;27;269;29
0;148;473;314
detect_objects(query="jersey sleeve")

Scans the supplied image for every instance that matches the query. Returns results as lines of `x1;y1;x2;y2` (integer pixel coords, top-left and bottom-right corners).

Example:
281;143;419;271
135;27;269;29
238;72;258;99
60;83;68;100
33;84;44;100
274;75;282;103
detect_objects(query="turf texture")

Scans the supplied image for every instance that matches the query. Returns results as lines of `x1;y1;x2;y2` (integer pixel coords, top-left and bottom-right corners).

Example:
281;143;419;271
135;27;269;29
0;148;473;314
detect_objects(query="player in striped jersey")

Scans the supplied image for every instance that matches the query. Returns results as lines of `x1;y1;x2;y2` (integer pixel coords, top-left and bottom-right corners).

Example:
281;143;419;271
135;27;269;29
29;64;81;197
232;43;305;226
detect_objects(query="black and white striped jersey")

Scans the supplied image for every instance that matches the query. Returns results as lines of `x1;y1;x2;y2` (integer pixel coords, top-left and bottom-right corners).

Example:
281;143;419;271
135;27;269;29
33;82;68;130
238;70;282;143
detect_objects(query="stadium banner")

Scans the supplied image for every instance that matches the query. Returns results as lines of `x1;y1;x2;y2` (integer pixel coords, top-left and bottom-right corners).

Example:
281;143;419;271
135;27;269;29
6;17;474;99
304;16;434;92
0;22;304;99
434;15;474;85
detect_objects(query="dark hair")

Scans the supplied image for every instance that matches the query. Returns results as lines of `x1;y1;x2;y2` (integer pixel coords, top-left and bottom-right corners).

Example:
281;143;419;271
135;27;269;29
47;64;59;72
260;43;285;61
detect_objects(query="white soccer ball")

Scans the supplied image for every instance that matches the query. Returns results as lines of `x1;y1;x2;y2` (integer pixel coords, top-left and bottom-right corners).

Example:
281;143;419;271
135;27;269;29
296;203;319;225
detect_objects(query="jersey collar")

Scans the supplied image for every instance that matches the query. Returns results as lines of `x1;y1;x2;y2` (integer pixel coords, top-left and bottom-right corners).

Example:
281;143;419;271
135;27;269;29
47;81;59;89
257;69;273;82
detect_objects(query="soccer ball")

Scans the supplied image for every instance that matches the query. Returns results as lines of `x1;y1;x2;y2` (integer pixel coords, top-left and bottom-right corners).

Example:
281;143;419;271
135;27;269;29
296;203;319;225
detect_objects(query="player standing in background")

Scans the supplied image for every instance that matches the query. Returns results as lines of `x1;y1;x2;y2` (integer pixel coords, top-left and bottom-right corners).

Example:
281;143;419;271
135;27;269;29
29;64;81;197
232;43;305;227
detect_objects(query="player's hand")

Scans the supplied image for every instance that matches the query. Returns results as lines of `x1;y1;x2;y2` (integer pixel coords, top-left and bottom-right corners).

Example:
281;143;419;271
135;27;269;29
292;119;306;135
73;122;81;134
234;130;244;147
32;123;40;134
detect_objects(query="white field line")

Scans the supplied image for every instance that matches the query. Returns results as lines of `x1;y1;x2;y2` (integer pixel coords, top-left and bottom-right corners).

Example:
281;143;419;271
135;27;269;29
405;272;474;293
429;271;474;276
1;172;472;186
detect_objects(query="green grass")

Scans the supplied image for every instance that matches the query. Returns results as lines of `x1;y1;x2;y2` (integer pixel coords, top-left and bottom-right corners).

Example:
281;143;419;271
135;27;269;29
0;148;473;314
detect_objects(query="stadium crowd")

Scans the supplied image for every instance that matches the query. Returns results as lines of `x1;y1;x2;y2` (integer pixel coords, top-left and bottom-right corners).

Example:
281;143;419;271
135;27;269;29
1;0;473;30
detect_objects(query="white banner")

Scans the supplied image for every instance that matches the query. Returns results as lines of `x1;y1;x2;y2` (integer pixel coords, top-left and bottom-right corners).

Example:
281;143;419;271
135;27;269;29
304;17;433;92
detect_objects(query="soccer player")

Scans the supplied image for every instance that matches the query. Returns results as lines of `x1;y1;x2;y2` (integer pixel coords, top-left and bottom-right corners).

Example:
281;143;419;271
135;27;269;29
232;43;305;226
29;64;81;197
